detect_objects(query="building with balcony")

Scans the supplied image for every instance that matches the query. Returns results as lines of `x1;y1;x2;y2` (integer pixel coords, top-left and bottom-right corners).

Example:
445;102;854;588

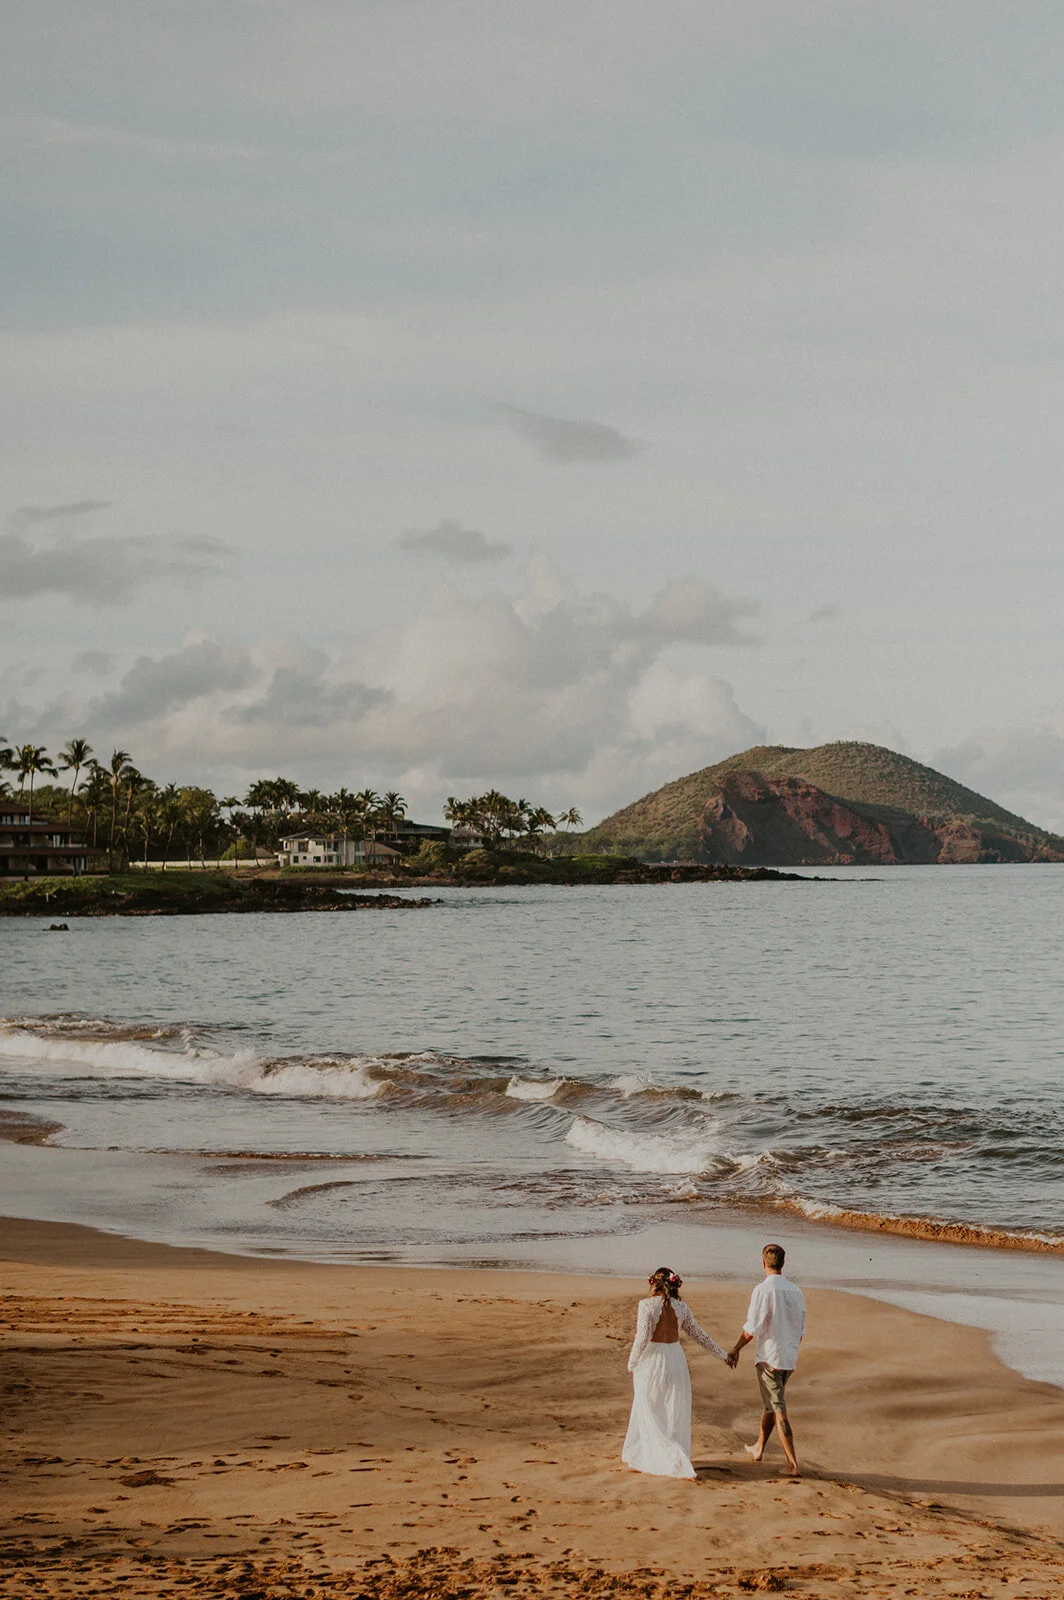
0;808;90;876
276;834;401;868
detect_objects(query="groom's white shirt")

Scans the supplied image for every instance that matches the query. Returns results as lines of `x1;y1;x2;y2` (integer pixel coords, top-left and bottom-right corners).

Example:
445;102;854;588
743;1274;806;1370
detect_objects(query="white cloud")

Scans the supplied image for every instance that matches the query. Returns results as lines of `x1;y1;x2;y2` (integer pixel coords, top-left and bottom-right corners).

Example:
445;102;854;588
2;561;763;820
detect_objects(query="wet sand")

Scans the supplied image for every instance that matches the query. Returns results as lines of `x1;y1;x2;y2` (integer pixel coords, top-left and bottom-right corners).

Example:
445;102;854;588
3;1217;1064;1598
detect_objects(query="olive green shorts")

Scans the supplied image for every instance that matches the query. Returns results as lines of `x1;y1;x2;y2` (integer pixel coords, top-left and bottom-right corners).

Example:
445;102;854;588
755;1363;792;1414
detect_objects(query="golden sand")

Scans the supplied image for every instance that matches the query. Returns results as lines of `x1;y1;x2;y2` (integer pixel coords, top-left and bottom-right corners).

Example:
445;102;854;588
3;1218;1064;1598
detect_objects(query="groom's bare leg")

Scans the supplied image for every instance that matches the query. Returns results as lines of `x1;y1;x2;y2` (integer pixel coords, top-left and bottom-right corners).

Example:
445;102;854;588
744;1409;775;1462
774;1410;800;1476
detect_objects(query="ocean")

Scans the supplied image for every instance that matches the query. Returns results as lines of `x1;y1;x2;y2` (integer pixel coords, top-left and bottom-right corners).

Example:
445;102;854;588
3;864;1063;1383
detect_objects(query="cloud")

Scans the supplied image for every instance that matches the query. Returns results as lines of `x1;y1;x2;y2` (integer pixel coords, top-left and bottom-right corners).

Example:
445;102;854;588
637;578;761;647
3;560;764;820
10;501;112;527
72;650;118;676
807;604;841;623
396;518;512;562
339;556;763;807
934;727;1064;834
0;529;230;605
499;405;639;463
93;640;256;727
230;662;389;728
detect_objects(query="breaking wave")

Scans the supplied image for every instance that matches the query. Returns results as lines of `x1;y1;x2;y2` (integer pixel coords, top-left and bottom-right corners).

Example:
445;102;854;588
0;1025;383;1100
781;1196;1064;1255
5;1012;1064;1255
505;1074;564;1101
565;1115;732;1176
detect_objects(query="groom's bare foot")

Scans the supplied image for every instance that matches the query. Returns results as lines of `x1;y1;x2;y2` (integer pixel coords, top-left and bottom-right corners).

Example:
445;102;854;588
782;1462;801;1477
743;1443;763;1462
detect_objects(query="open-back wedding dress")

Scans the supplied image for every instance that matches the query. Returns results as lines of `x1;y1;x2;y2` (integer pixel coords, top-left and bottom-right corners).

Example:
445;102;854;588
622;1296;728;1478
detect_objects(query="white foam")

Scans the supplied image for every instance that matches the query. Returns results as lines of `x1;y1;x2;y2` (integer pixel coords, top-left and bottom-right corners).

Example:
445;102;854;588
789;1195;844;1220
565;1115;722;1175
609;1073;653;1098
0;1029;382;1101
505;1075;562;1101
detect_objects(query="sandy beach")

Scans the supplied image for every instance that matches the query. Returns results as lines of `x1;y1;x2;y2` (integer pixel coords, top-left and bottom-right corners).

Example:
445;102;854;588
3;1219;1064;1598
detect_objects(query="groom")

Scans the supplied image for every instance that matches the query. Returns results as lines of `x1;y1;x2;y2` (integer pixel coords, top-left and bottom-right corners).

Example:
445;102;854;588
726;1243;806;1477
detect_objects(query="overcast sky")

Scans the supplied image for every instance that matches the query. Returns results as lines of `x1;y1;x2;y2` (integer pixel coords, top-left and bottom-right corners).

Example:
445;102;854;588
4;2;1064;828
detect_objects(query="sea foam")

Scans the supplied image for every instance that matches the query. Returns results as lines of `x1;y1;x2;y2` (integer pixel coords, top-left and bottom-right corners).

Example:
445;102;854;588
505;1074;563;1101
565;1114;724;1175
0;1029;383;1100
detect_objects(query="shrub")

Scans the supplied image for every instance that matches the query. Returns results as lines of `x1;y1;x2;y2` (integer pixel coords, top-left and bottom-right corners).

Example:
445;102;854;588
408;840;452;872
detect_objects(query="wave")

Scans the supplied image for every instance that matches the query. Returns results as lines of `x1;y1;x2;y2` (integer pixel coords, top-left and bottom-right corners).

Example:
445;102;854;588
6;1014;1062;1256
565;1114;735;1176
0;1027;383;1101
1;1013;193;1043
505;1074;563;1101
781;1195;1064;1255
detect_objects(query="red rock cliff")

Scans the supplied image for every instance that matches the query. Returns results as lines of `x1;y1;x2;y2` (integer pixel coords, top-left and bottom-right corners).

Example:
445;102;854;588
697;772;1035;865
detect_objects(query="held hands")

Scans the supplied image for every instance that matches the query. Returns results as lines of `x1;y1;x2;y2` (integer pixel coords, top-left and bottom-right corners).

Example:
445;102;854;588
725;1346;742;1369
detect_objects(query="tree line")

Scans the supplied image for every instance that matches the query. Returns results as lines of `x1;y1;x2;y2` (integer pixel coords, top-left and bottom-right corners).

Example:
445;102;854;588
0;736;582;870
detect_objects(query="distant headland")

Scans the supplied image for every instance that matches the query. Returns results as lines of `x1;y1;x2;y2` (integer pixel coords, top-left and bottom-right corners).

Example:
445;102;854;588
570;740;1064;866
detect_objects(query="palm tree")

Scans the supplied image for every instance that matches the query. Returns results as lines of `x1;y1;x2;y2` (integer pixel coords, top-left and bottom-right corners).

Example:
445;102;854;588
118;769;149;869
478;789;522;847
272;778;301;817
155;785;183;872
79;764;110;852
219;796;243;867
104;749;132;871
16;745;58;823
523;806;556;853
58;738;94;825
244;778;277;814
297;789;325;829
131;786;159;868
376;790;408;840
180;787;221;869
0;737;14;774
557;807;583;831
354;789;380;839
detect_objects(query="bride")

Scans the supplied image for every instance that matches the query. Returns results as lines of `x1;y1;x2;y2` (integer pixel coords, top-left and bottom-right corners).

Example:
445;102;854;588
622;1266;729;1479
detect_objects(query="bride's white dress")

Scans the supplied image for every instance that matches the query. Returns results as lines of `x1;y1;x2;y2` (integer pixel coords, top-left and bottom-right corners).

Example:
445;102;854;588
622;1296;727;1479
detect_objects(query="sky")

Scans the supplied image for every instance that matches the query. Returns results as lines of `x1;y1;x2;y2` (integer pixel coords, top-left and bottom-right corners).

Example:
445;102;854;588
4;1;1064;830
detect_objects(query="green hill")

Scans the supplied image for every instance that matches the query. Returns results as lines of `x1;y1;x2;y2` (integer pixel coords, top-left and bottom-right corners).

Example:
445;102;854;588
577;741;1064;864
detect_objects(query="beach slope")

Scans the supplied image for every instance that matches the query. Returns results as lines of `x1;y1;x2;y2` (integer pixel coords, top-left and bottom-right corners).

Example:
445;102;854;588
3;1219;1064;1598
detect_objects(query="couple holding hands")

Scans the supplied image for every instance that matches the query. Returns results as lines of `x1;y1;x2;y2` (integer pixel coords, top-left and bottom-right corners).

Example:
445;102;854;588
623;1244;806;1479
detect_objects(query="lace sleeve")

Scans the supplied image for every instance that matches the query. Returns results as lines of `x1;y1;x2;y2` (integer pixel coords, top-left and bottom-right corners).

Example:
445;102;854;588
676;1299;728;1363
626;1298;661;1372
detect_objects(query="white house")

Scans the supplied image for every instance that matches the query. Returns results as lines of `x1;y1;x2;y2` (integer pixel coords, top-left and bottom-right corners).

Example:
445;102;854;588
276;834;400;868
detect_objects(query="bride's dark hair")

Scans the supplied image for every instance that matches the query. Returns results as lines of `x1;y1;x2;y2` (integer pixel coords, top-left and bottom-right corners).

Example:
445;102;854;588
649;1266;682;1301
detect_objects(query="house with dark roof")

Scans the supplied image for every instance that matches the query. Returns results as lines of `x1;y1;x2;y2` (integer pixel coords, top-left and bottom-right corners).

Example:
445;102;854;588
0;807;90;876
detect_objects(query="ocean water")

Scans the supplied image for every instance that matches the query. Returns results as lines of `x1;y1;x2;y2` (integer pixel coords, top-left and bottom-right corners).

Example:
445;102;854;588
2;866;1063;1380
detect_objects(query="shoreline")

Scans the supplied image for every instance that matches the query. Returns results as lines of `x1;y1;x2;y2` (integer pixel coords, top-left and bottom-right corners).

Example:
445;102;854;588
0;861;809;916
4;1160;1064;1393
4;1103;1063;1262
4;1215;1064;1599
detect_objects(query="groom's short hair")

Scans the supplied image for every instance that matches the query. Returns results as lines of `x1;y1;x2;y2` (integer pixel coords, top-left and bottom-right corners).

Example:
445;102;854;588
762;1243;785;1270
